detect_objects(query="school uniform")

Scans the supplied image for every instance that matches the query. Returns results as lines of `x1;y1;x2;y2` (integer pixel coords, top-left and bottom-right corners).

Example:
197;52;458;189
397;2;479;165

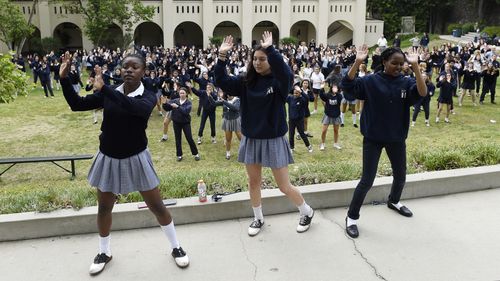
437;79;456;105
341;71;421;220
163;98;199;157
319;90;343;125
191;88;218;138
480;69;499;103
215;97;241;132
286;93;311;149
61;78;159;194
39;65;54;97
215;45;293;168
412;82;435;122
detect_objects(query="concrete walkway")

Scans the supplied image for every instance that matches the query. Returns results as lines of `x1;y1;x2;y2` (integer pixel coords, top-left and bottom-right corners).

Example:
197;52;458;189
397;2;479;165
1;188;499;281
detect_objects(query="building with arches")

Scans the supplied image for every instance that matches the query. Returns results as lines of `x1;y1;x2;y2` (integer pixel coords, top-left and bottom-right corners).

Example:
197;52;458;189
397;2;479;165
2;0;383;53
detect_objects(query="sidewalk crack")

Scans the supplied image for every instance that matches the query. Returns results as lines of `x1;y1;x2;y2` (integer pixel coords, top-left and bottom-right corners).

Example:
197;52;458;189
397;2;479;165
321;211;388;281
238;219;258;281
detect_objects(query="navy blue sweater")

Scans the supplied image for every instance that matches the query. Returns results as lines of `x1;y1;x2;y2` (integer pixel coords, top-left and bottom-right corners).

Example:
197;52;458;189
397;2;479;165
61;78;156;159
191;88;218;112
215;46;292;139
319;90;343;118
215;98;241;120
341;72;420;142
286;93;309;120
162;98;192;124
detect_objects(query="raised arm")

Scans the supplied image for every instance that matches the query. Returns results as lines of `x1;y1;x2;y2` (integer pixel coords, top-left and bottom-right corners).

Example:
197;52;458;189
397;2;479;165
406;48;427;97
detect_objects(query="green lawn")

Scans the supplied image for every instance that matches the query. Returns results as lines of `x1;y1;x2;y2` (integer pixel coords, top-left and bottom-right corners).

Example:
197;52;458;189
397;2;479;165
1;67;499;214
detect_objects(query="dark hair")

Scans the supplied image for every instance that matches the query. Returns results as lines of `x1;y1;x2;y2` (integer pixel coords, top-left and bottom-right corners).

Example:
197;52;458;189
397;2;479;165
374;47;405;73
245;46;268;87
123;53;146;69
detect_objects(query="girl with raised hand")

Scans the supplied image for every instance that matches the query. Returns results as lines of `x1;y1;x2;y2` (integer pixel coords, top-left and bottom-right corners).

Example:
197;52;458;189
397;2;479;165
215;32;315;236
341;46;427;239
59;52;189;275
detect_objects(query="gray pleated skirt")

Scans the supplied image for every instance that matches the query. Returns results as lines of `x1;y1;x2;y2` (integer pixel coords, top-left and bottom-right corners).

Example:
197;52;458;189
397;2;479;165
322;115;342;125
88;148;160;194
221;117;241;132
238;135;294;168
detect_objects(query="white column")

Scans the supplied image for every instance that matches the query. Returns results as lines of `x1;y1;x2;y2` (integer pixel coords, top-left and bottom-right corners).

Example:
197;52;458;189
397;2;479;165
280;0;291;40
163;0;174;47
353;0;367;46
202;0;214;47
317;0;328;45
38;0;51;39
241;0;253;47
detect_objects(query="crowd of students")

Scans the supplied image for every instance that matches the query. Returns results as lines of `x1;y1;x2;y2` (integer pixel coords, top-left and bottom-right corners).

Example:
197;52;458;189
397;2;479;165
10;31;498;276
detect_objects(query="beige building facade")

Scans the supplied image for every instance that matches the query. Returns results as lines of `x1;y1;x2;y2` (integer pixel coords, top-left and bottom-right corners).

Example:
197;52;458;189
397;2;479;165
2;0;383;52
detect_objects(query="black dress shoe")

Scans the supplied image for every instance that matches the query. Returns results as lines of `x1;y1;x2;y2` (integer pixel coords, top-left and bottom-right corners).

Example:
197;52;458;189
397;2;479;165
387;203;413;217
345;217;359;238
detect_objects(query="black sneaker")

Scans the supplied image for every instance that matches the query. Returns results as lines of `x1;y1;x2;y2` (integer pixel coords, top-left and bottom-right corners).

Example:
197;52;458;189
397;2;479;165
340;123;345;127
194;154;201;161
171;247;189;268
89;253;112;275
306;132;313;138
296;208;314;233
248;219;264;236
353;124;358;128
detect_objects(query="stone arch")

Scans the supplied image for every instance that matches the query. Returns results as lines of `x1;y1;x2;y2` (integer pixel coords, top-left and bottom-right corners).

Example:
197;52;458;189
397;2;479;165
327;20;354;46
252;21;279;47
134;22;164;47
290;20;317;45
53;22;82;50
213;21;242;44
174;22;203;47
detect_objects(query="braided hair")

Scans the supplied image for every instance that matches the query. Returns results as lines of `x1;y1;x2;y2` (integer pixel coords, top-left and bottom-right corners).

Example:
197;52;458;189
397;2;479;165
374;47;405;73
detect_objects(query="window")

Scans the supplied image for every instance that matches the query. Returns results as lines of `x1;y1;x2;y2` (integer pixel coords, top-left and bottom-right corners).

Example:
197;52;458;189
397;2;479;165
181;6;184;13
60;7;62;14
374;26;377;33
54;7;56;14
365;26;367;33
335;5;337;12
313;6;315;12
226;6;228;13
231;6;233;13
339;6;342;12
27;6;30;14
197;6;200;13
216;6;218;13
349;5;352;12
369;26;372;33
236;6;239;13
293;6;295;12
260;6;262;13
308;6;310;13
275;5;277;13
158;7;160;13
265;6;267;13
330;5;332;12
23;6;26;14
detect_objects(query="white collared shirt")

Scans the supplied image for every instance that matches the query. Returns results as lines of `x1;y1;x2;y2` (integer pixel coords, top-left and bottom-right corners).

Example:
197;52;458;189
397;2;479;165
115;82;145;97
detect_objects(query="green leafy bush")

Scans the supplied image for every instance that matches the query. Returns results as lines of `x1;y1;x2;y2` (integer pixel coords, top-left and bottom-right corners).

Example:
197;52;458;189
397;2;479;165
447;23;462;35
0;52;30;103
482;26;500;37
280;36;299;46
461;23;475;34
209;36;223;46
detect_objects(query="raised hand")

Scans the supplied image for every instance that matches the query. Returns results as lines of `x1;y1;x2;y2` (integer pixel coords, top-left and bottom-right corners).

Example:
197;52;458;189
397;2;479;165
93;65;104;91
355;44;368;62
219;36;233;55
59;51;72;79
185;81;192;88
260;31;273;48
406;48;419;65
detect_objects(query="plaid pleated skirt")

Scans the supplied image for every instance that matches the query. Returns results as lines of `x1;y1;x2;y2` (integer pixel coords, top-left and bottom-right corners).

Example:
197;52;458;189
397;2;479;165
221;117;241;132
238;135;294;168
87;148;160;194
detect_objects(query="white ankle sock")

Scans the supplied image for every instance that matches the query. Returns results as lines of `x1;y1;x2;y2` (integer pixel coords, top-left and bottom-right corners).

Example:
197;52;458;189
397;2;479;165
347;217;357;226
391;202;403;210
98;235;111;256
352;114;357;125
163;134;168;139
161;221;180;249
297;201;313;217
226;151;231;157
252;205;264;221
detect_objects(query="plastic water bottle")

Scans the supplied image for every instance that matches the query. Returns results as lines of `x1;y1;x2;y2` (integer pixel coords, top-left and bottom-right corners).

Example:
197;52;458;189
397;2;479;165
197;180;207;203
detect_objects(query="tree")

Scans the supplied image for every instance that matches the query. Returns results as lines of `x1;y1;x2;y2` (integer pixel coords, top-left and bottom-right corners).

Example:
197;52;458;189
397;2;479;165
0;0;35;52
0;53;30;103
59;0;155;47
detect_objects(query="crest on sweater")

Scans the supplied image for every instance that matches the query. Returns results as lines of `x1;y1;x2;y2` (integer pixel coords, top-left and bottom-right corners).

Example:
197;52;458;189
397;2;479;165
266;87;274;95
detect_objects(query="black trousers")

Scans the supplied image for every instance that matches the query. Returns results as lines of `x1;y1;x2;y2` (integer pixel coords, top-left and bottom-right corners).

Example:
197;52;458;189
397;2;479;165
348;138;407;220
198;109;216;137
412;99;430;121
480;82;496;103
173;122;199;157
475;75;481;93
288;118;310;149
41;81;54;97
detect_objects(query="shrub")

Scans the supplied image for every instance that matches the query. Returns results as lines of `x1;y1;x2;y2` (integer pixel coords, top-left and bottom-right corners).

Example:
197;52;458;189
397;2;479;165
0;52;30;103
280;36;299;46
482;26;500;37
209;36;223;46
461;23;475;34
447;23;462;35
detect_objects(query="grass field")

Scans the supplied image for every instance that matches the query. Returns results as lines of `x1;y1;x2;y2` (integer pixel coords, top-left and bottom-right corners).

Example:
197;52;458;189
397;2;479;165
1;44;499;214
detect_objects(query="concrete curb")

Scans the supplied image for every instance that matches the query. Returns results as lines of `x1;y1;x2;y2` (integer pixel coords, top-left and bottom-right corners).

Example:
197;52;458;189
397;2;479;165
1;165;499;242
